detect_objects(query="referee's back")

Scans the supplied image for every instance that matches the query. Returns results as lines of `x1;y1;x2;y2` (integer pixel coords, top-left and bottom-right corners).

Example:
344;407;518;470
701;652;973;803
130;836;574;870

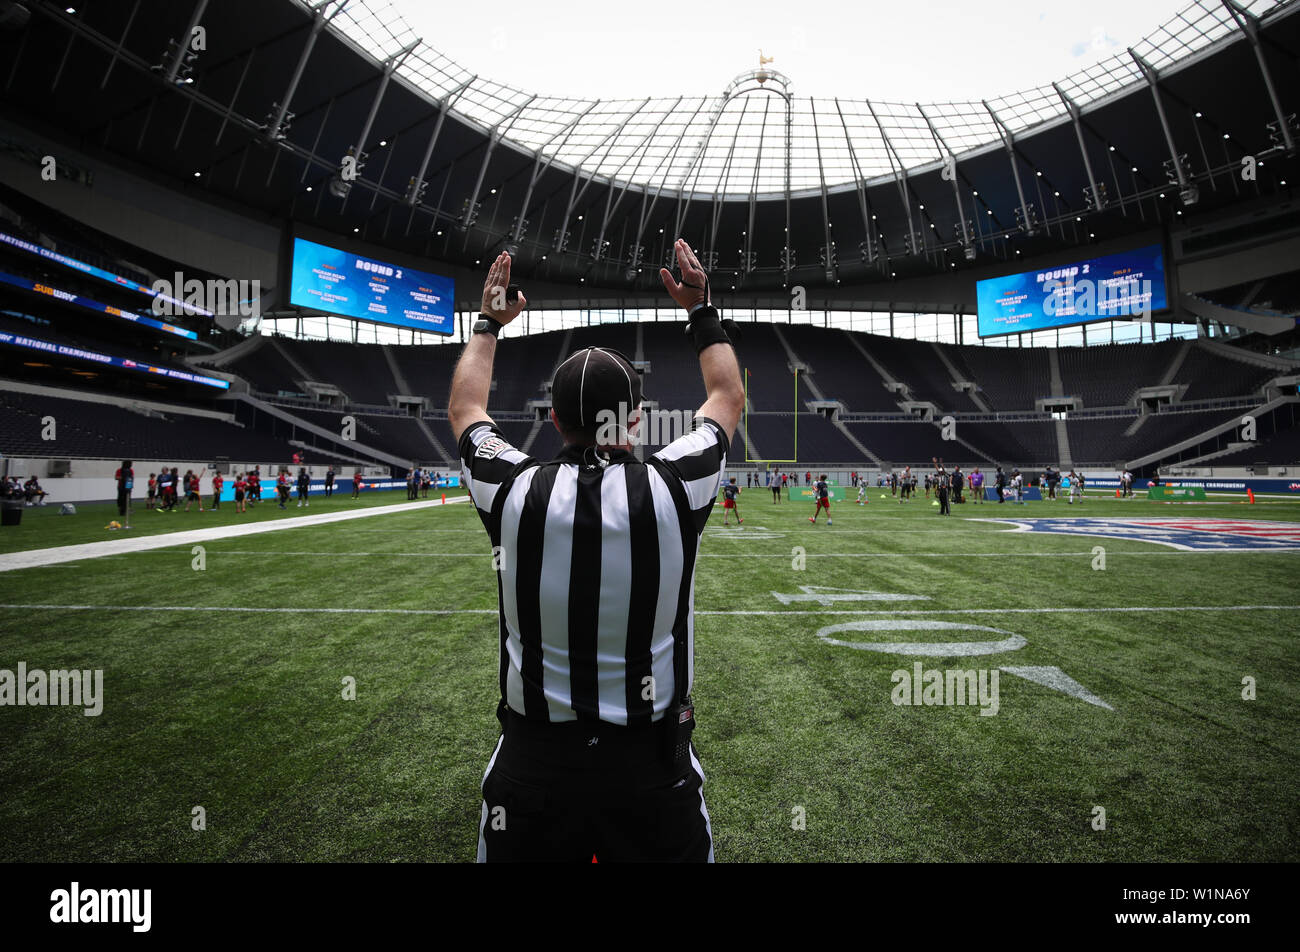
460;415;728;726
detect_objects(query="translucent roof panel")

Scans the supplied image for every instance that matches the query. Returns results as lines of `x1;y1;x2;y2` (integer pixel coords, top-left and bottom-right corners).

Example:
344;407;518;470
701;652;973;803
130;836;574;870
313;0;1287;197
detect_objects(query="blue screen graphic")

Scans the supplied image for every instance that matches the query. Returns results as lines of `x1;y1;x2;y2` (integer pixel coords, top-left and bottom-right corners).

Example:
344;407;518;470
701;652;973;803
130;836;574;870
289;237;454;335
976;245;1168;338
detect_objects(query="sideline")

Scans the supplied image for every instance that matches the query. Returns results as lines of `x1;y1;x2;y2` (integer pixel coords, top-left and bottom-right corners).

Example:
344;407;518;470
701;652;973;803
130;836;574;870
0;497;472;573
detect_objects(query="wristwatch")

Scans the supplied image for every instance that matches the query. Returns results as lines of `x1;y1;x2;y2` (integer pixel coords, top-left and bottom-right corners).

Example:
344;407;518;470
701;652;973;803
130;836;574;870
472;313;503;337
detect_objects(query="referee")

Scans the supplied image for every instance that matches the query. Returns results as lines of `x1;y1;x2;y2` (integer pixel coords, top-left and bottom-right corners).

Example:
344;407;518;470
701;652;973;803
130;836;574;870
449;240;743;863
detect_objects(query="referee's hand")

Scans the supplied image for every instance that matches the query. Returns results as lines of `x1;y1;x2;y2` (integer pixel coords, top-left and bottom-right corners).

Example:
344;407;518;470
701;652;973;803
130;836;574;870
480;252;526;323
659;238;709;313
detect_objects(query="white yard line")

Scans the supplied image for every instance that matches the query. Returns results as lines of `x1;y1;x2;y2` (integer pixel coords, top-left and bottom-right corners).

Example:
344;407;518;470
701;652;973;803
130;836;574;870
0;497;472;574
86;549;1290;558
0;603;1295;617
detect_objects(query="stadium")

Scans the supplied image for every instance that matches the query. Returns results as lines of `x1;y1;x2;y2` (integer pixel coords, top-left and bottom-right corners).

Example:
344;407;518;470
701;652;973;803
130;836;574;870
0;0;1297;887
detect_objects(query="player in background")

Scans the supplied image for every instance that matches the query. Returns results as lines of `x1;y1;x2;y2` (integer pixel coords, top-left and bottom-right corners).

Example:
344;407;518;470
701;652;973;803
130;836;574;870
721;476;743;526
233;472;248;514
969;467;984;504
857;480;868;506
1067;470;1084;505
146;472;157;511
1075;470;1086;502
113;459;133;530
248;468;260;507
156;468;170;511
325;465;335;498
768;469;781;504
277;468;292;510
211;470;223;510
352;470;363;500
808;473;833;526
183;469;204;513
296;467;311;507
932;458;951;516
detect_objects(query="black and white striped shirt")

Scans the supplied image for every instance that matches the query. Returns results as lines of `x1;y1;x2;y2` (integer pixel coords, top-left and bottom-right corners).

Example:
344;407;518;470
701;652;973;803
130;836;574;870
459;417;729;725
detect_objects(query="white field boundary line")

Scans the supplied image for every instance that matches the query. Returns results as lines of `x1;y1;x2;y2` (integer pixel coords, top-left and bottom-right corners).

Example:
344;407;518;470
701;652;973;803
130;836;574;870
0;604;1295;617
0;497;473;574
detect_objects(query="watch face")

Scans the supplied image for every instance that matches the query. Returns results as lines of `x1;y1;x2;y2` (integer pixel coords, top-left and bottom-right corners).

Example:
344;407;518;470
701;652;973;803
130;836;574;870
474;319;491;333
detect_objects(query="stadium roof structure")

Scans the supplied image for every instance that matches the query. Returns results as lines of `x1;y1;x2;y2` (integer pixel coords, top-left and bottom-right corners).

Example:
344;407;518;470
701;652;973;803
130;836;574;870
1;0;1297;307
328;0;1283;197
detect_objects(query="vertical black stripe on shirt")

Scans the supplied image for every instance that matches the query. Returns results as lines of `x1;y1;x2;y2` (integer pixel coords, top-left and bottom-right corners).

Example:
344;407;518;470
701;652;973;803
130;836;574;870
513;464;557;719
623;464;660;727
567;464;604;719
650;458;700;705
488;462;532;707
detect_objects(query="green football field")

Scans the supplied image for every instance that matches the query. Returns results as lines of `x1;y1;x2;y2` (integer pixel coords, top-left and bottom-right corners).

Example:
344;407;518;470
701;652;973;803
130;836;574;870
0;486;1296;862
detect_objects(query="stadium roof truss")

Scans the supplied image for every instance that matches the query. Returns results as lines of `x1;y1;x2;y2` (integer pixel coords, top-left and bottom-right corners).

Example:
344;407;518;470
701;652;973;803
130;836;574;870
321;0;1292;199
1;0;1297;302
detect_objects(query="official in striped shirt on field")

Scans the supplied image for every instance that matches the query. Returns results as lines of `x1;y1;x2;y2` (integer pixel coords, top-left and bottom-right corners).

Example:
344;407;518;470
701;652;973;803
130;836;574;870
449;239;743;862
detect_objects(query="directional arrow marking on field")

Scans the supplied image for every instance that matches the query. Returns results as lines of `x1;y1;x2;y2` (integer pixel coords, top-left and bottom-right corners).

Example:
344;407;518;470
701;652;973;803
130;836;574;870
999;666;1114;710
773;586;930;606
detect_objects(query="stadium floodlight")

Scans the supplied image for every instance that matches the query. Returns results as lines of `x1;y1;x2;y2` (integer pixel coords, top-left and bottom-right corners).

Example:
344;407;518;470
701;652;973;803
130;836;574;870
1179;184;1200;206
963;244;977;262
404;176;428;205
327;175;351;200
1265;114;1299;156
1083;182;1109;211
457;198;481;231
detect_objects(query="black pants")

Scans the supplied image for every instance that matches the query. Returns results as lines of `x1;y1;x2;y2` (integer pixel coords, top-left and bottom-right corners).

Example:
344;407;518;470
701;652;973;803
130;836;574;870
478;709;713;863
938;487;950;515
325;480;334;497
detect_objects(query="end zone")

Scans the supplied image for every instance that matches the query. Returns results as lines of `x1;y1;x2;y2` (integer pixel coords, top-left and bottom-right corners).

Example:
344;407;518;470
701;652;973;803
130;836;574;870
967;517;1300;552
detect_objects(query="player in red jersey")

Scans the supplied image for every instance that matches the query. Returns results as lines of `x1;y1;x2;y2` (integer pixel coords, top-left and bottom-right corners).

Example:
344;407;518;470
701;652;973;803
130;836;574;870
808;473;832;526
183;469;204;512
233;473;248;514
210;470;223;510
720;476;743;526
352;470;363;499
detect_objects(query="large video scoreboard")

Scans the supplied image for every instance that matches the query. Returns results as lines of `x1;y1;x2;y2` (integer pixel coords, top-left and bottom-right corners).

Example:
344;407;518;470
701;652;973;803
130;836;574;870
976;244;1169;338
289;237;455;335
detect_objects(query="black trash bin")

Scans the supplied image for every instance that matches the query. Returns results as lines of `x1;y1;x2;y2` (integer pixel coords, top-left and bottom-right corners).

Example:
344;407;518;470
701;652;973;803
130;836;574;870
1;500;22;527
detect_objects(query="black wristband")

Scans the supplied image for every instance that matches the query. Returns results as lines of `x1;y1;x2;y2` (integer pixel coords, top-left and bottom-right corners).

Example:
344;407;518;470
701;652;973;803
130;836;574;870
474;314;504;337
684;305;740;353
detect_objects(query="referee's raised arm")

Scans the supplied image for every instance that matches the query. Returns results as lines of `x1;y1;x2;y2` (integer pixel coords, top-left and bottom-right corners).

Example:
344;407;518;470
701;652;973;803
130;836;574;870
448;251;526;440
659;238;745;440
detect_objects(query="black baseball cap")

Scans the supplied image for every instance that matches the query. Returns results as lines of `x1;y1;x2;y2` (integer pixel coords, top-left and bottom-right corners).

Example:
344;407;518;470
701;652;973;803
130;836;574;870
551;346;643;431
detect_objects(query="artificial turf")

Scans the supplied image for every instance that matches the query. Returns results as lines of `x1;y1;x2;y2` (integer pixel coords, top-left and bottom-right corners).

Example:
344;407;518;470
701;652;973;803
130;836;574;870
0;487;1296;861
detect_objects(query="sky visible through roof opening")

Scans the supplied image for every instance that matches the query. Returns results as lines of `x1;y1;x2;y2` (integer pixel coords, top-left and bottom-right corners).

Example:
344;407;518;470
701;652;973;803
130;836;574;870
390;0;1189;102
